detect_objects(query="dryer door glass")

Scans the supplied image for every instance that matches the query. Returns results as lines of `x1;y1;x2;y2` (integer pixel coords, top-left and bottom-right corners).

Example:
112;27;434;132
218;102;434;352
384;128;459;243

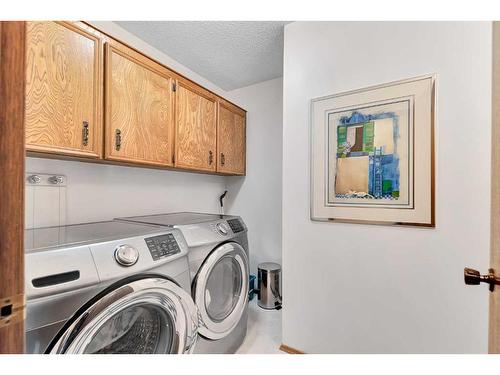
47;277;199;354
194;242;249;340
205;256;243;322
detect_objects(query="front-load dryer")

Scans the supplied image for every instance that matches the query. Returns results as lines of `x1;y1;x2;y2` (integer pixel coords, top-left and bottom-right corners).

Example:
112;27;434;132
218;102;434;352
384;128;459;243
116;212;249;354
25;220;198;354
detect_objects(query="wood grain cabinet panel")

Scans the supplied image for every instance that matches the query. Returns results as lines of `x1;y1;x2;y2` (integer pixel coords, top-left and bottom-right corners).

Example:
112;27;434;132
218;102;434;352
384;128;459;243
25;21;102;158
175;81;217;172
104;42;175;166
217;101;246;175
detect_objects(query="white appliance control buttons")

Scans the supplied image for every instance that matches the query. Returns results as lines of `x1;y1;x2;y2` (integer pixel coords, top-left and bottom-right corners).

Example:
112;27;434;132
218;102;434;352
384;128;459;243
114;244;139;266
216;222;230;236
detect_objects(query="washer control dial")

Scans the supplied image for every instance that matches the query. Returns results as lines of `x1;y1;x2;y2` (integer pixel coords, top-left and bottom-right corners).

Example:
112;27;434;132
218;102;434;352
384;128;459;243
216;222;230;236
114;244;139;266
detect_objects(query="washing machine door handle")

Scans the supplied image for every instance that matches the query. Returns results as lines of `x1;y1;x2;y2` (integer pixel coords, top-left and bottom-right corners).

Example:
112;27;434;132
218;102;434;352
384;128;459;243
193;242;249;340
46;276;199;354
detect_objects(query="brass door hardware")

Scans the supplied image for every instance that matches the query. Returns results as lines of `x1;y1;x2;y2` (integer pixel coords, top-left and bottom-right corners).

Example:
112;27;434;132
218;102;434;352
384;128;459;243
464;267;500;292
115;129;122;151
209;150;214;165
0;294;25;329
82;121;89;146
220;152;225;166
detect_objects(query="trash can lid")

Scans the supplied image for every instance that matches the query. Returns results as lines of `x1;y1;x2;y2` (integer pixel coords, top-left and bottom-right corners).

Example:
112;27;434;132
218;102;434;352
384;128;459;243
258;262;281;272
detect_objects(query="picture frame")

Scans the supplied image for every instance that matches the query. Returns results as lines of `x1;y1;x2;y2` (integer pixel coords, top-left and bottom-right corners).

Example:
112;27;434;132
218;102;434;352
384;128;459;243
310;74;436;226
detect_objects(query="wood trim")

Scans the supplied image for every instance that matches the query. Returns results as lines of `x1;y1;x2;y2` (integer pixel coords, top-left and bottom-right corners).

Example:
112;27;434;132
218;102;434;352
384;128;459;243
279;344;305;354
177;75;218;103
218;97;246;117
490;21;500;354
0;21;26;354
81;21;246;114
26;143;102;158
27;150;225;176
106;39;177;80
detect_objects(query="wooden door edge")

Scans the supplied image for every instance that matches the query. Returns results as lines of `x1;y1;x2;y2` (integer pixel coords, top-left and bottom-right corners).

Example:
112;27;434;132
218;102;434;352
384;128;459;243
104;154;174;168
0;21;26;354
279;344;306;354
26;143;101;159
489;20;500;354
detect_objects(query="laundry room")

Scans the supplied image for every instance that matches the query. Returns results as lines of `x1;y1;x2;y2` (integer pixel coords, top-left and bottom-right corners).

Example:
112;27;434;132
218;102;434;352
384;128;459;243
19;19;284;355
3;1;500;374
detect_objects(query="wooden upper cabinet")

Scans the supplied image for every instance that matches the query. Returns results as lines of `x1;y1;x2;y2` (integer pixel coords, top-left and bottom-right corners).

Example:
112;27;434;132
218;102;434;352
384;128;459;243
217;101;246;175
25;21;103;158
104;42;175;167
175;80;217;172
24;22;247;175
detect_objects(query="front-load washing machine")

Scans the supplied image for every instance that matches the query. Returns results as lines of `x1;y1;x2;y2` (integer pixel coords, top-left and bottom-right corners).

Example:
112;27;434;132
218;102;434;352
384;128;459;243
116;212;249;354
25;220;199;354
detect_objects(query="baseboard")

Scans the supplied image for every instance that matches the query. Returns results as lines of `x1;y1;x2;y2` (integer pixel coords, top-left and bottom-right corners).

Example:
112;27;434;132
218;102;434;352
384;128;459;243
279;344;305;354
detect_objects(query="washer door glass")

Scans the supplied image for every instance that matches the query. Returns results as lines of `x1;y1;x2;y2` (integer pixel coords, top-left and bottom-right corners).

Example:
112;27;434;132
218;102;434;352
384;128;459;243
194;242;249;340
48;277;199;354
205;256;243;322
83;304;173;354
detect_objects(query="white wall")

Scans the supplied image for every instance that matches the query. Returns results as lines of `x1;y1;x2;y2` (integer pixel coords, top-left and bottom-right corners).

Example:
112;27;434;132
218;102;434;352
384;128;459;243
27;21;229;225
282;22;492;353
225;78;283;274
26;157;226;224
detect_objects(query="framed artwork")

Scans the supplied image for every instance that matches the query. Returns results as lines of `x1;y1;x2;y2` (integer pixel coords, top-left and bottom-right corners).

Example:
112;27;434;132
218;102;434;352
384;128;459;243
310;75;435;226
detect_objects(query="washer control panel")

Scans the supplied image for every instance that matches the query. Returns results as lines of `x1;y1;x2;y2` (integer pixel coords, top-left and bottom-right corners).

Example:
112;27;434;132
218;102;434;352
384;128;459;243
145;233;181;261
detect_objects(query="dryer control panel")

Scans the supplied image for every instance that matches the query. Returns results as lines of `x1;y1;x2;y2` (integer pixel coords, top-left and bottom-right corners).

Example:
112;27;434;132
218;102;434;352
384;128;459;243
227;218;245;233
145;233;181;261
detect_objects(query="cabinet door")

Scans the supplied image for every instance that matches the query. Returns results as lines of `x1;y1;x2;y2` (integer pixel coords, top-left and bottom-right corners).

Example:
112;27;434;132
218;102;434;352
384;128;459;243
217;102;246;175
175;81;217;172
25;21;102;158
105;42;175;166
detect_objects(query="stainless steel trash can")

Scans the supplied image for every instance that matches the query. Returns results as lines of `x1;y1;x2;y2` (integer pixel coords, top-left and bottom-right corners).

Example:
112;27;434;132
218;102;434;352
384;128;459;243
257;262;282;310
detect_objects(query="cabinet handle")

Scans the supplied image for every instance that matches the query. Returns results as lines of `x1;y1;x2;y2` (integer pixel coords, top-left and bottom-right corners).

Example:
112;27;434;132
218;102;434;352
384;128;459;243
115;129;122;151
82;121;89;146
209;150;214;165
220;153;225;166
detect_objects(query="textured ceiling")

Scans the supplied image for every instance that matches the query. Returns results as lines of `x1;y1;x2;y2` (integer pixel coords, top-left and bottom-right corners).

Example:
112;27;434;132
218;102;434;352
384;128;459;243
116;21;289;91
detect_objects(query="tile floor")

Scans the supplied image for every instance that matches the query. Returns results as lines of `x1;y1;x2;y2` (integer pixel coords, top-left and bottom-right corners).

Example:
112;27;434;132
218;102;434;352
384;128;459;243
236;300;283;354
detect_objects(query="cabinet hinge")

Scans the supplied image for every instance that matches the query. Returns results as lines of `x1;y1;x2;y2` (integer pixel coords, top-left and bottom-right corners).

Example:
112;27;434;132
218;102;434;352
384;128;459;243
0;293;25;329
172;83;177;92
172;153;175;164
